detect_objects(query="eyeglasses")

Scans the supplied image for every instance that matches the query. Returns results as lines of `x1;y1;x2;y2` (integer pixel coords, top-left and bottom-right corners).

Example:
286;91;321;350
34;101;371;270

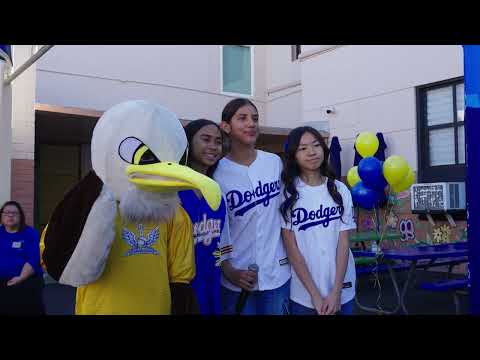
1;211;19;217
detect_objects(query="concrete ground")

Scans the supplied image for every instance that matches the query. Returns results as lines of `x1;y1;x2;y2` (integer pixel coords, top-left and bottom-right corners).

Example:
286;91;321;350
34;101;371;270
354;269;470;315
41;269;470;315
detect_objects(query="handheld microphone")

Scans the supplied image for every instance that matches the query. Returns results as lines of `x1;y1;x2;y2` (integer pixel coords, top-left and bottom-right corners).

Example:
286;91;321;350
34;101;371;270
235;263;259;315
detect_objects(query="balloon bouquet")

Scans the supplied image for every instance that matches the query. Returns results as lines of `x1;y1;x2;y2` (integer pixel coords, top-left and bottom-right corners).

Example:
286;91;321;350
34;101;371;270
347;132;416;248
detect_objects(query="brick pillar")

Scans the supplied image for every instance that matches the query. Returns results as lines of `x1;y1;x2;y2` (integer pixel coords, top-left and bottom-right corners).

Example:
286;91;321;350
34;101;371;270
10;159;35;226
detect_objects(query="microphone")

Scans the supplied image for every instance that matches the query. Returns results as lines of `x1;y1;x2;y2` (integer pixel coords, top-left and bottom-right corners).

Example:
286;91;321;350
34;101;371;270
235;263;259;315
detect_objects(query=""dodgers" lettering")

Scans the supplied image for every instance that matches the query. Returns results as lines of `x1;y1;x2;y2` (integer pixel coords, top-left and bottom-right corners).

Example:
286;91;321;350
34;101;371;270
292;204;343;231
226;180;281;217
193;213;222;246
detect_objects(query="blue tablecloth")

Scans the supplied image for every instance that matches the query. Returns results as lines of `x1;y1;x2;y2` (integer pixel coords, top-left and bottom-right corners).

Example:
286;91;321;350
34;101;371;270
353;242;468;261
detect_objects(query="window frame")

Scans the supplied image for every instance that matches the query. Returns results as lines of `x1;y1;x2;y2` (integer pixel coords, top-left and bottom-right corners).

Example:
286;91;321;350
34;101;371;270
416;76;465;183
220;45;254;98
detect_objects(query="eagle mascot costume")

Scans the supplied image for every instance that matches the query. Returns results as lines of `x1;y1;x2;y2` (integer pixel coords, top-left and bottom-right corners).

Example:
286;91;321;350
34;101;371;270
41;100;221;315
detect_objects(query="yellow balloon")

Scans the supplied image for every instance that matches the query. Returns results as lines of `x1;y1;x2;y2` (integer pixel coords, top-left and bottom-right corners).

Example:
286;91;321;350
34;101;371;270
383;155;409;186
347;166;361;188
392;168;415;193
355;132;379;158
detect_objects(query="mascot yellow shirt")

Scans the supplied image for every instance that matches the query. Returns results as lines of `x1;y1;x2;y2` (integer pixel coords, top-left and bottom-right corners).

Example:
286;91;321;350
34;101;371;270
42;207;194;315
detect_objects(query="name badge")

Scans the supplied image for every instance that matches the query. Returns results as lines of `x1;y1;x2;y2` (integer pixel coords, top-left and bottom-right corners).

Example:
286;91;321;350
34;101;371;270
12;241;22;249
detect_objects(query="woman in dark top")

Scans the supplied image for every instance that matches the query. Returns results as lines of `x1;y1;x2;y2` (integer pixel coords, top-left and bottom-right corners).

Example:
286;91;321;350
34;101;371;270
0;201;44;315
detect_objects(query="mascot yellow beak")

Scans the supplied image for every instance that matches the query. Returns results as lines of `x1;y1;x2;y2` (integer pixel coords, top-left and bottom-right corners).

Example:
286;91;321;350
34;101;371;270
126;162;221;211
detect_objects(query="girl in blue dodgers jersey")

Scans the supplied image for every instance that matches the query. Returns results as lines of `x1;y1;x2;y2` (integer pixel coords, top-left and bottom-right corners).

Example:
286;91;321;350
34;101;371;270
178;119;232;315
280;126;356;315
214;99;291;315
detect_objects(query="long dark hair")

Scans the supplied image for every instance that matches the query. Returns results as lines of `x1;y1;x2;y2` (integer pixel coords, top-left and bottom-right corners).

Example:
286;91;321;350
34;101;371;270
221;98;258;124
0;200;27;231
280;126;344;223
180;119;223;178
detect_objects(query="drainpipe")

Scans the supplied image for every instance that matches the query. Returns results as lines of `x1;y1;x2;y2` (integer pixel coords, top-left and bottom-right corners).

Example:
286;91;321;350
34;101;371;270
3;45;54;85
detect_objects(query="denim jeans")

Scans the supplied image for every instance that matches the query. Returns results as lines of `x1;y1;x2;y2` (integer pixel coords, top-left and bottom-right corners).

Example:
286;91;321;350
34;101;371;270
289;298;355;315
221;280;290;315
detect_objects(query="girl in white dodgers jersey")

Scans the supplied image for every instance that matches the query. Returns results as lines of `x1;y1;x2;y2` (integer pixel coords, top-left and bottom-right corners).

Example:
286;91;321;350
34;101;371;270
214;98;291;315
280;126;357;315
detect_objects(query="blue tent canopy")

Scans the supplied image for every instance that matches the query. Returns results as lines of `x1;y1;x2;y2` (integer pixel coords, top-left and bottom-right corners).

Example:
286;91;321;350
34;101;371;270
329;136;342;179
0;45;12;64
463;45;480;314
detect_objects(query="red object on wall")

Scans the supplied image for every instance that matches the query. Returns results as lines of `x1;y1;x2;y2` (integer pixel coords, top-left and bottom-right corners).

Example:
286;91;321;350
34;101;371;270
10;159;34;226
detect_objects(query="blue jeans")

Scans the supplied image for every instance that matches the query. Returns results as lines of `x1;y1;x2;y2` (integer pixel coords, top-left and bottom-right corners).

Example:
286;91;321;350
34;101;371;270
221;280;290;315
289;299;355;315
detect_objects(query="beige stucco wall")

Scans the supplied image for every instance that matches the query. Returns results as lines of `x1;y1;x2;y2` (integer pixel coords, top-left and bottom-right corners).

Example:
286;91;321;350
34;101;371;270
36;45;268;124
1;45;37;206
11;45;36;161
264;45;302;127
0;62;12;205
300;45;463;175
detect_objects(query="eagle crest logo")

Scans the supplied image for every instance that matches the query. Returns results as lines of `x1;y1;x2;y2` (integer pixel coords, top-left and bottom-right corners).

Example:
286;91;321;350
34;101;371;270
122;224;160;256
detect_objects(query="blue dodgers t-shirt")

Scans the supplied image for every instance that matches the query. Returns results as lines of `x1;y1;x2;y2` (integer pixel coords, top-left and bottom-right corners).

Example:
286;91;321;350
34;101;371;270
0;225;43;279
178;190;228;315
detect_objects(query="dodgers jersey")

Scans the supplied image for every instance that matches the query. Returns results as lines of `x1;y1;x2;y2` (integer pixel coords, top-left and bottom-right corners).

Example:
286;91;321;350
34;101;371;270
178;190;232;315
214;150;291;292
281;178;357;307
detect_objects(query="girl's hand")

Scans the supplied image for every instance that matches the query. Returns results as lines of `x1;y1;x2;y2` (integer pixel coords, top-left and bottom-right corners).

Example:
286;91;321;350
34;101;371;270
7;276;25;287
321;290;341;315
225;268;257;291
235;269;257;291
311;293;325;315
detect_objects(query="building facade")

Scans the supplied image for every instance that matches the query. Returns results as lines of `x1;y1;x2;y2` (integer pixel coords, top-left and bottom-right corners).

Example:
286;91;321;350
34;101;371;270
6;45;466;246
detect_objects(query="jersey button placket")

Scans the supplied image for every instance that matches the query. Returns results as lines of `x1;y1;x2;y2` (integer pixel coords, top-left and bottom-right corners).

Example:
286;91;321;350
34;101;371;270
248;171;260;290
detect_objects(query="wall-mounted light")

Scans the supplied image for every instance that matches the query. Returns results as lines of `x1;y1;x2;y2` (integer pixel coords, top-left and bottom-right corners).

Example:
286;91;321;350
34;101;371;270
324;106;335;115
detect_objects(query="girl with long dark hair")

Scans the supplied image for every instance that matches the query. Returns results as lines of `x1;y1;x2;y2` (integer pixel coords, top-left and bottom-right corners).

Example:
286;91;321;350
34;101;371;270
178;119;232;315
280;126;356;315
214;98;290;315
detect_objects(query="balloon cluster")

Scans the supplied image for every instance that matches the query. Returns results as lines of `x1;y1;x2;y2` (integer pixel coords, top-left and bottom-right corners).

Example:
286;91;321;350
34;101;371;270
347;132;415;210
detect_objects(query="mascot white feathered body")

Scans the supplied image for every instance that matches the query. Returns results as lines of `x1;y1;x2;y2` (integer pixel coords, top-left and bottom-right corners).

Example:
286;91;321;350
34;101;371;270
41;100;221;315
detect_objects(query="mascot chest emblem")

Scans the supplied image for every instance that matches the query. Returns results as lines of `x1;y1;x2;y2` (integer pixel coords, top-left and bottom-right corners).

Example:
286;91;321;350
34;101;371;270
122;224;160;257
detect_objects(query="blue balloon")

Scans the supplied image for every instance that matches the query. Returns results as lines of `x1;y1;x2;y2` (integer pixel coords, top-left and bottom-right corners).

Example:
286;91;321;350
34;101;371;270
351;181;379;210
358;157;387;191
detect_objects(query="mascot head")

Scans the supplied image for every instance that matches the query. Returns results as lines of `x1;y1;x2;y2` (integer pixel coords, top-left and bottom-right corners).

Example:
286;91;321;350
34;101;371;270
91;100;221;222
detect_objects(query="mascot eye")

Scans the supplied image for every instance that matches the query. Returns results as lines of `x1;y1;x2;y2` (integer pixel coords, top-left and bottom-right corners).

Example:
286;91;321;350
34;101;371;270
136;148;159;165
118;137;160;165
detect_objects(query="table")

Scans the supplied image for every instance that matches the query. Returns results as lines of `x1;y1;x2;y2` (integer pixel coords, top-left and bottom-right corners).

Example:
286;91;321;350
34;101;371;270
350;231;402;266
350;231;401;246
352;242;469;315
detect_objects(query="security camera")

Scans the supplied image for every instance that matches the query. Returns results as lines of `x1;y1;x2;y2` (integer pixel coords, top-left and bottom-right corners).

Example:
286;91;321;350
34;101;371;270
325;107;335;115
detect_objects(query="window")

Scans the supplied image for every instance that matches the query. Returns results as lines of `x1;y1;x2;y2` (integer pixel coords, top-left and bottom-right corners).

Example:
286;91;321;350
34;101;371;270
221;45;253;96
417;77;465;183
291;45;301;61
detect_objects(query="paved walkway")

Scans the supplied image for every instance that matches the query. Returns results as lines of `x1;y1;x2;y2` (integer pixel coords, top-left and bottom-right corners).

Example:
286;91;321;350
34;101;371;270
41;270;470;315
